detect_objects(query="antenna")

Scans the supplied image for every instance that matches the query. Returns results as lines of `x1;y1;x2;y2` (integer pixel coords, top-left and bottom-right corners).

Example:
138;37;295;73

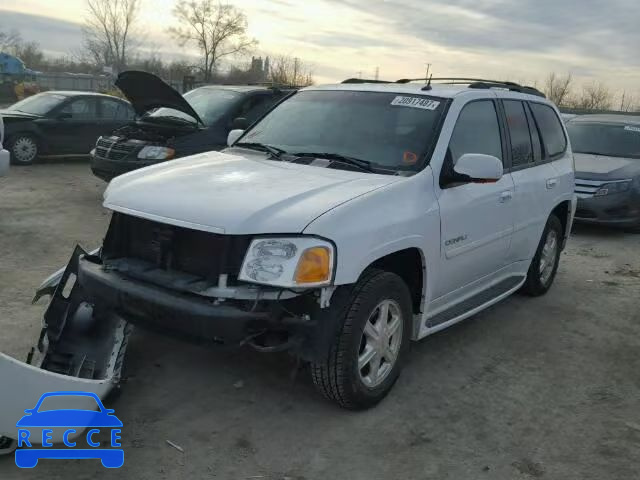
422;74;433;91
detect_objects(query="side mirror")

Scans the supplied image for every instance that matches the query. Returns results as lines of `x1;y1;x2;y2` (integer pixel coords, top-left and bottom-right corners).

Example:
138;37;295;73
453;154;503;183
57;112;73;120
232;117;249;130
227;129;245;147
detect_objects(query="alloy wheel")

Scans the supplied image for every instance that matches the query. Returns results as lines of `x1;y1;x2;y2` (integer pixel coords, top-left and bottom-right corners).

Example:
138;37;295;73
358;299;404;388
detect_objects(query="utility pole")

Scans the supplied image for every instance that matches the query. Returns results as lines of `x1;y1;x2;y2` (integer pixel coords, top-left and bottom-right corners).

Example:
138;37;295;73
357;70;363;79
374;66;379;81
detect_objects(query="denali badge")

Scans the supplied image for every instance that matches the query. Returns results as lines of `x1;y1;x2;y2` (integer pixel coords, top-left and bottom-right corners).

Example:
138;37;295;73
445;235;468;246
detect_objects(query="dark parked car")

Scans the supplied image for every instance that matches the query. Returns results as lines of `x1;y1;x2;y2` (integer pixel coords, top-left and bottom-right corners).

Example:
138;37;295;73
90;71;295;181
2;91;134;165
568;114;640;230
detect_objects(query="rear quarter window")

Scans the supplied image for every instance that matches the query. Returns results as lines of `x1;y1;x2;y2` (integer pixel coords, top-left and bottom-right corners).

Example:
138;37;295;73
529;103;567;158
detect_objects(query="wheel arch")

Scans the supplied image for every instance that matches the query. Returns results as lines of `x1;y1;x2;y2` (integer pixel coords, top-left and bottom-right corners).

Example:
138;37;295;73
549;200;572;249
362;247;427;318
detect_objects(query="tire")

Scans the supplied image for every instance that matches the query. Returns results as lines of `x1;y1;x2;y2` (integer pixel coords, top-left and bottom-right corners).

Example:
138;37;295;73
521;215;563;296
8;134;38;165
310;269;412;410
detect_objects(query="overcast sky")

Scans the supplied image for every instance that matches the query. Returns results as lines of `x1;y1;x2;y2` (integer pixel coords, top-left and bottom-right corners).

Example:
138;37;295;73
1;0;639;94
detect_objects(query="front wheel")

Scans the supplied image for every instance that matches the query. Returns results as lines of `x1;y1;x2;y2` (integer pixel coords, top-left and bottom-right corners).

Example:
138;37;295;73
310;269;412;410
521;215;563;296
9;134;38;165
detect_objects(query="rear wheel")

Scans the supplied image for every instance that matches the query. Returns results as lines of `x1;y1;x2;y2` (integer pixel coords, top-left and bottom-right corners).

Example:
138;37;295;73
9;134;38;165
521;215;563;296
310;269;412;410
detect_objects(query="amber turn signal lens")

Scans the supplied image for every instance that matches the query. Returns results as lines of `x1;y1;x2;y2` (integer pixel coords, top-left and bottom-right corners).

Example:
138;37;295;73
294;247;332;285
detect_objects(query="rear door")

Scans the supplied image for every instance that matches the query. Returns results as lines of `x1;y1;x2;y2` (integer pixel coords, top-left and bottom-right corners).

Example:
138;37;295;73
435;99;516;298
503;99;566;263
45;97;100;154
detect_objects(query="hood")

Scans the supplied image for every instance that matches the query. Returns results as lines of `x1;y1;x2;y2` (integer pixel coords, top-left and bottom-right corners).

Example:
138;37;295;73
115;70;204;124
104;149;402;234
574;153;640;180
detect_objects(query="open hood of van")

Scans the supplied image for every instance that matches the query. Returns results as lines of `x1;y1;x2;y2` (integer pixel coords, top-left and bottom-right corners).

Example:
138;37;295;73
115;70;204;124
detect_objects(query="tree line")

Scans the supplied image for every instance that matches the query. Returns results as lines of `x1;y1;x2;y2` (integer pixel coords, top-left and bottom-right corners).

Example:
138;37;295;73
1;0;315;87
542;73;638;112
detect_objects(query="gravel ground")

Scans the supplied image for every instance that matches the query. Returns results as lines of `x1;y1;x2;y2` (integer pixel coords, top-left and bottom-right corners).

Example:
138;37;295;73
1;161;639;480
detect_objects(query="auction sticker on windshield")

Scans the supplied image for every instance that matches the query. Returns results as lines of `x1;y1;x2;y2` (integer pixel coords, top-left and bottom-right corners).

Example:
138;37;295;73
624;125;640;133
391;96;440;110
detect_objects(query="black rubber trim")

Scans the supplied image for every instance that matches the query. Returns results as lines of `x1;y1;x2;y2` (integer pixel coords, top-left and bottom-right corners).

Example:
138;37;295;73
426;276;524;327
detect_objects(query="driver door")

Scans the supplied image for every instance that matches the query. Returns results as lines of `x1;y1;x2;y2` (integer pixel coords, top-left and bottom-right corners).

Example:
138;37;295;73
434;99;515;299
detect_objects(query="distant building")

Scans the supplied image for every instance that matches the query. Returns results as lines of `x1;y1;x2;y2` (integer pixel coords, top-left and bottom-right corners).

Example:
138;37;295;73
249;56;269;82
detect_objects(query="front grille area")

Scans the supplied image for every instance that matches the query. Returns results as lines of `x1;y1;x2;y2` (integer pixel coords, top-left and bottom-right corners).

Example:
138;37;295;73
575;179;605;199
95;137;141;161
102;213;252;282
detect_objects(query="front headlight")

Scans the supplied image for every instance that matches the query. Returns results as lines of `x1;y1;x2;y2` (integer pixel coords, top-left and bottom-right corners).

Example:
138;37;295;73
594;179;633;197
138;146;175;160
239;237;335;288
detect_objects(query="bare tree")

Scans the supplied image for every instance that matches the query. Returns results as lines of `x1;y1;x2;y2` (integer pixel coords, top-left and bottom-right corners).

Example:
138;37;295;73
82;0;140;72
618;91;639;112
268;55;314;87
543;72;573;106
0;29;22;52
571;81;613;111
169;1;257;82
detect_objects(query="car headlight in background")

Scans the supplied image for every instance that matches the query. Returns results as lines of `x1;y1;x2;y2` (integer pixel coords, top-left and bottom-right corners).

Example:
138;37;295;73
137;146;176;160
239;237;335;288
594;179;633;197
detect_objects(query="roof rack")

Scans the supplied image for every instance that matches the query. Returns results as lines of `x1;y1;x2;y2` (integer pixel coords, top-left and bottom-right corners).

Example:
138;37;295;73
341;77;545;98
342;78;392;84
396;77;546;97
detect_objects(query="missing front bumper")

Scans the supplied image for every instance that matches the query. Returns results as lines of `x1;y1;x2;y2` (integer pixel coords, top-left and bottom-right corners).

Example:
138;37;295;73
0;247;132;449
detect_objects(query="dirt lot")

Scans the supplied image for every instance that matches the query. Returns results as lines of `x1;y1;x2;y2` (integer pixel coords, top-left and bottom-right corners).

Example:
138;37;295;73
1;162;639;480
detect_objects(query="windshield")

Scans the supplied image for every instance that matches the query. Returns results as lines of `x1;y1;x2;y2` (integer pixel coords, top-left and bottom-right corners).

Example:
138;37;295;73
240;90;446;171
148;88;241;125
9;93;67;115
567;123;640;159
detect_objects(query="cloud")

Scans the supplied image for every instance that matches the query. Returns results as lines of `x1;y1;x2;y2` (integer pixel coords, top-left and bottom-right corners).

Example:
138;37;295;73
325;0;640;68
0;9;83;57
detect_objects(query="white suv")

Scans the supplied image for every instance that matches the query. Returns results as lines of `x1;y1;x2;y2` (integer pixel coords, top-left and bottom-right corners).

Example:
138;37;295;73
0;79;576;431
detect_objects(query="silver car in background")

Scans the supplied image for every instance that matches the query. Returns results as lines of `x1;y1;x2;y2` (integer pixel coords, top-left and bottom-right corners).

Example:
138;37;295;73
567;114;640;230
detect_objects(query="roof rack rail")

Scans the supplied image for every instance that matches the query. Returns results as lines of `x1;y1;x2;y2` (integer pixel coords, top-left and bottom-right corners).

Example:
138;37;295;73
342;78;392;84
395;77;546;98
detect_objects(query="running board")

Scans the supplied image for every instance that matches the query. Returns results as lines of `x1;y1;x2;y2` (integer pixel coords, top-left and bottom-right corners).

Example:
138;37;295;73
426;276;525;328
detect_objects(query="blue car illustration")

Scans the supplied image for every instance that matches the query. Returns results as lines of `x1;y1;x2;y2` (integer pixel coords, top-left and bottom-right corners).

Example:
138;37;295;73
15;391;123;468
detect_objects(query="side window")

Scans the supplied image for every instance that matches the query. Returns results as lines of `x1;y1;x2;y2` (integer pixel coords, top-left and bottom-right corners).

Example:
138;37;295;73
239;94;272;123
529;103;567;158
449;100;503;165
503;100;533;167
60;98;96;119
99;99;134;120
524;104;543;162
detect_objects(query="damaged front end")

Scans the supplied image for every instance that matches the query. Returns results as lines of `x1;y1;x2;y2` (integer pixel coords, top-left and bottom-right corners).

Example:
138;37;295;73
0;247;133;453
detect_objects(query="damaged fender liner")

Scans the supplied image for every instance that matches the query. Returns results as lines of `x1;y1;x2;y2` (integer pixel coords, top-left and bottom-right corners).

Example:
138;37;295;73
78;256;317;351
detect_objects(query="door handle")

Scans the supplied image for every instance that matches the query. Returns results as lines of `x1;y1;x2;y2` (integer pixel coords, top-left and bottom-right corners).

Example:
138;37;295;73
499;191;513;203
546;178;558;189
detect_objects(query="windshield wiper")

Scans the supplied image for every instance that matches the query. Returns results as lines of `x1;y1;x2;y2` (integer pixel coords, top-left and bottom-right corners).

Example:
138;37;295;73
235;142;287;160
290;152;375;172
